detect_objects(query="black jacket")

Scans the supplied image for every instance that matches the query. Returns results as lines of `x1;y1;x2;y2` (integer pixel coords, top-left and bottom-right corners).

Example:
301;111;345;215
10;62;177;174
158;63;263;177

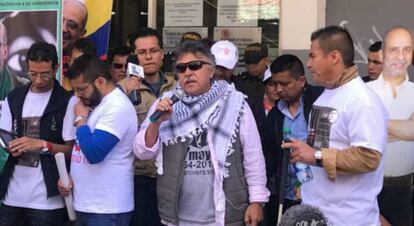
233;72;265;103
233;72;270;152
0;80;72;199
264;85;323;191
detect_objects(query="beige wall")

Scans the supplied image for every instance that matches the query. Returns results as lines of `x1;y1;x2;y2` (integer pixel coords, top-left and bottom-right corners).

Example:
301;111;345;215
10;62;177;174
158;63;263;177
279;0;326;52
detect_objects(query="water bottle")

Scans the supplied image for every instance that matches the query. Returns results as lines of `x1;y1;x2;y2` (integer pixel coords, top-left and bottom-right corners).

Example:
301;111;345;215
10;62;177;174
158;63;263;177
283;128;313;184
294;161;313;183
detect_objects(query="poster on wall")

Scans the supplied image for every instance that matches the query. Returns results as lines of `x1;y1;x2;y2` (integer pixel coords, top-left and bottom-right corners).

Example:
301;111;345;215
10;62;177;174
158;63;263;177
217;0;258;27
163;27;208;53
0;0;113;91
0;0;61;113
61;0;113;90
214;27;262;50
164;0;203;27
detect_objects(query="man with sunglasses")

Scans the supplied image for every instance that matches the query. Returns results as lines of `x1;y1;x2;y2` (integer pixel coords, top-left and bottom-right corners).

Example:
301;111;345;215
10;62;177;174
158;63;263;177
134;40;269;226
0;42;76;225
117;27;176;226
62;0;88;90
59;54;137;225
108;46;130;83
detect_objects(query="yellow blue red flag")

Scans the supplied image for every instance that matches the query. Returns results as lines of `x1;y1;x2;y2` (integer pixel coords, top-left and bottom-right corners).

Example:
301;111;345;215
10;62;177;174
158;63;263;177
84;0;113;60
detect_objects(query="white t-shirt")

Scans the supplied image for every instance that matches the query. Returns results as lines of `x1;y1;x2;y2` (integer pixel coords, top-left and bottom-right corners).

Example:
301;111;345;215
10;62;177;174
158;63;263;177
71;88;137;214
0;89;76;210
367;74;414;176
302;77;388;226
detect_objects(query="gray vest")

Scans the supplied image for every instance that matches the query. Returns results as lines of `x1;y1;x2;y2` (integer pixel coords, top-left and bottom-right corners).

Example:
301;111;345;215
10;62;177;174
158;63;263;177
157;133;248;226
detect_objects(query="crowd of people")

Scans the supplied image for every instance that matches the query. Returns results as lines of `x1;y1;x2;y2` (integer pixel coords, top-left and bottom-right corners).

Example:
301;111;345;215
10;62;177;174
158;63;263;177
0;3;414;225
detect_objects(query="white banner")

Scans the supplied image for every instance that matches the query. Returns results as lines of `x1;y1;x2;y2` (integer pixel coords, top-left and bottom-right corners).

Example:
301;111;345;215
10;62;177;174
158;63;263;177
164;0;203;27
163;27;208;52
214;27;262;50
217;0;258;27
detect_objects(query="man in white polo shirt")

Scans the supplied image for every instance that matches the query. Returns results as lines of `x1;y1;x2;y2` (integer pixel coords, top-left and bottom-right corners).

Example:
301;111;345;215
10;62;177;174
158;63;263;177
367;26;414;226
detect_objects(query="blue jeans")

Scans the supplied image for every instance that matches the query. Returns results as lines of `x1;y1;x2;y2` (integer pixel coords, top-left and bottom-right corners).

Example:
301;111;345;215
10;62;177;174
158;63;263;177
76;211;132;226
0;204;66;226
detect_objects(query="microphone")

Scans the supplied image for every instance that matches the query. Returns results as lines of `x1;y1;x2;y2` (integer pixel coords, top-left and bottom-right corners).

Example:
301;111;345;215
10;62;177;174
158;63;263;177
278;204;328;226
126;55;144;105
149;89;185;123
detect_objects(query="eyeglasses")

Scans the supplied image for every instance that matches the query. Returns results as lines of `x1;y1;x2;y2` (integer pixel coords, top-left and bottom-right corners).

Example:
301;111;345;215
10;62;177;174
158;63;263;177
27;71;53;80
112;63;127;69
175;61;211;73
136;48;161;57
73;80;95;94
64;19;82;30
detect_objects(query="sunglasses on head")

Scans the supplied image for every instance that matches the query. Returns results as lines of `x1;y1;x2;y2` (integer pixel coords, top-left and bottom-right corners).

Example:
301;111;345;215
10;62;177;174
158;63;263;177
175;61;211;73
112;63;127;69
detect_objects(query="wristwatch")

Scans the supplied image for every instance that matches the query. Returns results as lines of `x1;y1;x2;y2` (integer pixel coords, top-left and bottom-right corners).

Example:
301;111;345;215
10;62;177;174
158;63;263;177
74;115;87;126
40;141;53;154
314;150;323;167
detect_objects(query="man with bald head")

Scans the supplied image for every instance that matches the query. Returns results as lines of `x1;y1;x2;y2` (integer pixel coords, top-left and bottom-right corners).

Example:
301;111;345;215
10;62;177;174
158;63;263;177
367;27;414;226
0;22;29;102
62;0;88;52
62;0;88;86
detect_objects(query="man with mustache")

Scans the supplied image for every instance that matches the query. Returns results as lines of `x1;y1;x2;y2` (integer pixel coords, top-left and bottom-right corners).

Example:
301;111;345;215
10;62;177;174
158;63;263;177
134;40;269;226
284;25;388;226
60;54;137;225
62;0;88;89
367;27;414;226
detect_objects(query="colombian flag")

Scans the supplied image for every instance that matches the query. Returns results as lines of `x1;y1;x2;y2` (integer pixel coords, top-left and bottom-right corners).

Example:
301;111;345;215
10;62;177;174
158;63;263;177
84;0;113;60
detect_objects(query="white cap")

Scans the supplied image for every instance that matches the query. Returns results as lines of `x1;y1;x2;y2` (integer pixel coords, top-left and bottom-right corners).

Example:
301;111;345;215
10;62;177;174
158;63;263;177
263;67;271;82
211;40;239;70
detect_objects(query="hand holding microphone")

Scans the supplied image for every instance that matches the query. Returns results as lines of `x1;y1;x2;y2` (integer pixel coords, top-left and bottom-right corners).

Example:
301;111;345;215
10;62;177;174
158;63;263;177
126;55;144;105
149;89;185;123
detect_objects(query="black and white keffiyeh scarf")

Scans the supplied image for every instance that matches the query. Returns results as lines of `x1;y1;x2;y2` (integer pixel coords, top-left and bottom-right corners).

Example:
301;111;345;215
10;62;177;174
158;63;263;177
159;80;246;177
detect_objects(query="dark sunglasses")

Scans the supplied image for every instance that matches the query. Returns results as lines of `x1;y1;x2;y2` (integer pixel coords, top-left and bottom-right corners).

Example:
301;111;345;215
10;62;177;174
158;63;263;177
112;63;127;69
66;19;81;30
175;61;211;73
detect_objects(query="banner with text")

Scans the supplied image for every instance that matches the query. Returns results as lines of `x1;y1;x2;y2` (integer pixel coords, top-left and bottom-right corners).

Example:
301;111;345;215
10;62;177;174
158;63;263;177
164;0;203;27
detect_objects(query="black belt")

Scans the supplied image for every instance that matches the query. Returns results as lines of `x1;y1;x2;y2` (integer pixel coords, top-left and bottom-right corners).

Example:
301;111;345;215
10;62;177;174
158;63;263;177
383;174;413;187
